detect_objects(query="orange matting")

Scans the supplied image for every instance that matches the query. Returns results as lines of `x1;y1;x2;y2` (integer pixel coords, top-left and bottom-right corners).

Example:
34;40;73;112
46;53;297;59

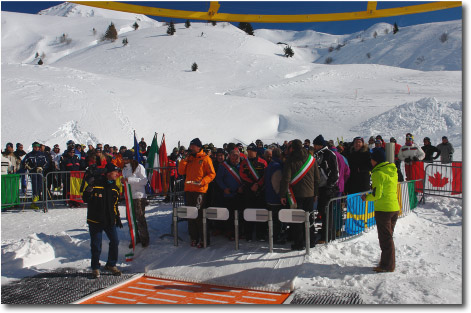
79;275;291;304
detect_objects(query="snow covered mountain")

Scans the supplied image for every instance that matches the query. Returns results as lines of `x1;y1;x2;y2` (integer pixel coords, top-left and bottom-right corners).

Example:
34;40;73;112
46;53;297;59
256;20;462;71
1;3;462;159
38;1;161;25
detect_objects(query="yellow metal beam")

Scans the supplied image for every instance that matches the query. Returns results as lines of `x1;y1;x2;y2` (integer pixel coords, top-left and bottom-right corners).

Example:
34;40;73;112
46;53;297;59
367;1;378;14
208;1;220;17
70;1;462;23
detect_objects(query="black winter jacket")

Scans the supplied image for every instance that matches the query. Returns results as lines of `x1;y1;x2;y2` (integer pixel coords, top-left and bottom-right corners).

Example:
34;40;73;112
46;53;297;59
314;146;339;190
346;144;372;194
421;144;441;162
83;177;121;227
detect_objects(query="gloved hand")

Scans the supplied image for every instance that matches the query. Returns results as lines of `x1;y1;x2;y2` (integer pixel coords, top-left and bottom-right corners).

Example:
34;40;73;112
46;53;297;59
404;157;411;163
36;167;43;173
116;217;123;228
85;186;94;193
25;164;32;170
412;156;419;161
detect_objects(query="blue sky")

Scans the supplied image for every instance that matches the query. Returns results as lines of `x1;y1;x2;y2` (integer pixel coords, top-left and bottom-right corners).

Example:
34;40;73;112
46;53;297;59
1;1;462;34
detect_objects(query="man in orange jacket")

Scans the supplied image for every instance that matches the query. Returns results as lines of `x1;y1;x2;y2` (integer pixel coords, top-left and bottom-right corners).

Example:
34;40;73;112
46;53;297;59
178;138;216;248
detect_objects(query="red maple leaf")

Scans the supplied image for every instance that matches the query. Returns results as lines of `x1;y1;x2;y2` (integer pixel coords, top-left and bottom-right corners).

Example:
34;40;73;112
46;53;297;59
428;172;449;187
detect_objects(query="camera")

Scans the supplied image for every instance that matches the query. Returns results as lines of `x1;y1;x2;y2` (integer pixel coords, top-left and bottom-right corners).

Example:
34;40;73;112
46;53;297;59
80;164;105;193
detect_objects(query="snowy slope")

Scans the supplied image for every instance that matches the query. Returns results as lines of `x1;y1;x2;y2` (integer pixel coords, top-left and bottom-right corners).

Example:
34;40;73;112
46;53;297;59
256;20;462;71
1;9;462;159
38;1;160;25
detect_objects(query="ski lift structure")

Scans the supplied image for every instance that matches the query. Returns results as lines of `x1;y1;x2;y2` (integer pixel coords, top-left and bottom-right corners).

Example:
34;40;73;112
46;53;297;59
71;1;461;23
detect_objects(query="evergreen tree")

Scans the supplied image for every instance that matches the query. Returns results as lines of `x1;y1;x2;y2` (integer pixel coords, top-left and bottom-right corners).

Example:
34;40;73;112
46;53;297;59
185;20;191;28
38;59;43;65
238;22;254;36
211;21;217;26
167;21;176;35
122;37;128;46
191;62;198;71
373;31;377;38
393;22;399;34
133;22;139;30
104;22;118;41
283;45;294;58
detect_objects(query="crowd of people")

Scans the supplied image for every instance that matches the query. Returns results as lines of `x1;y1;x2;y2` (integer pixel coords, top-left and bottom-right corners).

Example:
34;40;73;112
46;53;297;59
0;134;456;276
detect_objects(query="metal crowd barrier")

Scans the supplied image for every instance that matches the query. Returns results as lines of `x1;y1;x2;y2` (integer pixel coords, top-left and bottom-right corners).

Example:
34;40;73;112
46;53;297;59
44;170;87;211
422;161;462;201
325;179;423;243
1;172;46;211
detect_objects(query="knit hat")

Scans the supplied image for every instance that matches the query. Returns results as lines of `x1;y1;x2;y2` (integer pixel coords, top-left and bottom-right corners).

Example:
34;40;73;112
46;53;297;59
16;143;23;148
216;148;225;155
189;138;202;148
353;136;364;143
122;150;133;160
442;136;448;140
313;135;326;146
371;149;386;163
6;142;13;148
32;141;40;147
246;143;257;151
105;163;120;173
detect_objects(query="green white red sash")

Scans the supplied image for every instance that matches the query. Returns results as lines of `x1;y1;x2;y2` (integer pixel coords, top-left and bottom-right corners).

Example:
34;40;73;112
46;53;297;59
222;161;242;184
247;158;260;181
287;154;315;209
123;182;138;262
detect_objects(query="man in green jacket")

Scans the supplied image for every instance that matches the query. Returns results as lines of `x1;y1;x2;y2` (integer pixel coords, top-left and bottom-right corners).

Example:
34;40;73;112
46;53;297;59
361;149;400;273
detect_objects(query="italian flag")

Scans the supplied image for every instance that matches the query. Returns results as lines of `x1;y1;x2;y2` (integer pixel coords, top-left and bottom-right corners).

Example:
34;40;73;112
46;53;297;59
123;182;138;262
397;181;418;214
146;133;162;194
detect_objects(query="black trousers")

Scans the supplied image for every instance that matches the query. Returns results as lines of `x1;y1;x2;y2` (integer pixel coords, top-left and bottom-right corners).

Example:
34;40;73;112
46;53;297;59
291;196;315;247
318;187;335;242
185;191;207;243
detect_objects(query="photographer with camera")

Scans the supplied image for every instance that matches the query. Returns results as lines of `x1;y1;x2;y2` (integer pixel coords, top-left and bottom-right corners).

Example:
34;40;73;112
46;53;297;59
83;162;123;279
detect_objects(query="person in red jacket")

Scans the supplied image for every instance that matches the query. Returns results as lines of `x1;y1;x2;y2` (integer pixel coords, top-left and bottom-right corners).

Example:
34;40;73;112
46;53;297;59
239;143;267;242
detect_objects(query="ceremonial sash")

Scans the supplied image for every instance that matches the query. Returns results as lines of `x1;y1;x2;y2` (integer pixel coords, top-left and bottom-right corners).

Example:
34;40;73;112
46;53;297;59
222;161;242;184
123;182;138;262
287;154;315;209
246;158;260;181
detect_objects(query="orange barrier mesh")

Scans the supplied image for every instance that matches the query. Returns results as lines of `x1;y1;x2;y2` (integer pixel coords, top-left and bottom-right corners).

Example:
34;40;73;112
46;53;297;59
79;276;290;304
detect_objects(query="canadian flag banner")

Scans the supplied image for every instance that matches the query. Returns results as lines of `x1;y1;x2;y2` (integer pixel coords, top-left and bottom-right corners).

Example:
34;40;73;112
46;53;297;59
424;162;462;195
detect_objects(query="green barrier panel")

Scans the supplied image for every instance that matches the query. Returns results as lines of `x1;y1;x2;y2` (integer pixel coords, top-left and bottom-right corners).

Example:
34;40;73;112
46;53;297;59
2;174;20;208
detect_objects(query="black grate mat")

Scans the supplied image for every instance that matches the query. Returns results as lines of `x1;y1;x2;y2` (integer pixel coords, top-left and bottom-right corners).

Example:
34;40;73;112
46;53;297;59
1;268;135;304
289;292;364;304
